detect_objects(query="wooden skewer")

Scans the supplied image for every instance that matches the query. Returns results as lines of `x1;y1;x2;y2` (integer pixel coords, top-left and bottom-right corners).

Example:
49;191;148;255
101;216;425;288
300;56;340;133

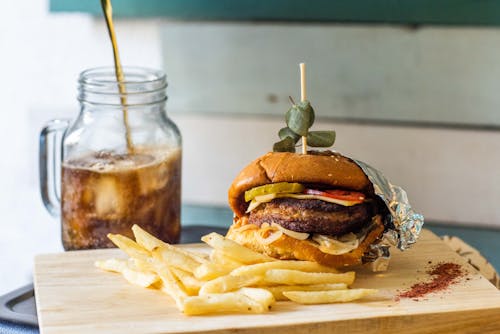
300;63;307;154
300;63;307;101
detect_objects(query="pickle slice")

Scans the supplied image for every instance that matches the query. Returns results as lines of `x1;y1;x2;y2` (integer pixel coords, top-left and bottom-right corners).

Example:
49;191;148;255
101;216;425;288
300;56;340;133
244;182;304;202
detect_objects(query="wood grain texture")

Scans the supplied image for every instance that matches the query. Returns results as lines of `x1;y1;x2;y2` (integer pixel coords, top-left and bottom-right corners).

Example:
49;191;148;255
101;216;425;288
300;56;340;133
34;229;500;334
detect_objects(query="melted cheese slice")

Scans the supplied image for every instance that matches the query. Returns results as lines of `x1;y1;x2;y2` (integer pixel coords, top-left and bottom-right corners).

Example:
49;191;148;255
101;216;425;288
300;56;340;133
246;193;360;213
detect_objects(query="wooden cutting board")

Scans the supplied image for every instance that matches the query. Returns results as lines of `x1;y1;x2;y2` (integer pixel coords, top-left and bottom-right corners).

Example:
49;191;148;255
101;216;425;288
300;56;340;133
33;229;500;334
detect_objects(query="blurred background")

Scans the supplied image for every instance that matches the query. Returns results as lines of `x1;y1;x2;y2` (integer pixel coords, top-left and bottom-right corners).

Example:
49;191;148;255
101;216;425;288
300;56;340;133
1;1;499;295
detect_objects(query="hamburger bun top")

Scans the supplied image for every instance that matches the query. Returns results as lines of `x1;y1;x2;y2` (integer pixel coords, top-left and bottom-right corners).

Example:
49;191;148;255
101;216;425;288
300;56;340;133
228;151;373;217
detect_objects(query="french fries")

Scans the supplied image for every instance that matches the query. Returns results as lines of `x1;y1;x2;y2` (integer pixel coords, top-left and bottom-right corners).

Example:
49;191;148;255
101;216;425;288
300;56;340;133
199;274;261;295
183;288;273;315
196;251;245;280
170;267;202;296
283;289;378;304
94;258;159;287
97;225;378;316
133;225;208;264
230;260;338;277
153;262;187;310
201;232;275;264
263;269;355;285
152;246;201;274
106;233;151;263
266;283;348;301
238;287;275;309
194;260;241;281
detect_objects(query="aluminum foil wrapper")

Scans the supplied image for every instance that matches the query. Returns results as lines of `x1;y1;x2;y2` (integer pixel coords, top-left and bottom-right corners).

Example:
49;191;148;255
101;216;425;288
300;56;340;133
354;159;424;271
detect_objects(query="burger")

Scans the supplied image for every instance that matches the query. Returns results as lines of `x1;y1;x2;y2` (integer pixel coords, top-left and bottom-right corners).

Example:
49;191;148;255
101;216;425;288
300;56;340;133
226;150;388;268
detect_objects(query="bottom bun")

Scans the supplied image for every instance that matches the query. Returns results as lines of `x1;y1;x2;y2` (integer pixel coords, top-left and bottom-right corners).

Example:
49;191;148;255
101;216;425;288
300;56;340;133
226;216;385;268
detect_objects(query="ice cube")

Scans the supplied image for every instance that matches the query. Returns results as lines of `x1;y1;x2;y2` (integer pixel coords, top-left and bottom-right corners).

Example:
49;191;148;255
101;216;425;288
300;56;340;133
137;165;165;195
94;176;125;217
136;154;168;195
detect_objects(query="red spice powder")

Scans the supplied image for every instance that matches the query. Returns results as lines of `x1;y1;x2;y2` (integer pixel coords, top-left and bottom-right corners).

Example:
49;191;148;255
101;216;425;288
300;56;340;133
398;262;465;299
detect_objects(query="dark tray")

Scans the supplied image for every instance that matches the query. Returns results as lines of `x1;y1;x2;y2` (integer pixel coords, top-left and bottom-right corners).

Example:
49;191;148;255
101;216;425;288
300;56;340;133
0;225;228;329
0;284;37;327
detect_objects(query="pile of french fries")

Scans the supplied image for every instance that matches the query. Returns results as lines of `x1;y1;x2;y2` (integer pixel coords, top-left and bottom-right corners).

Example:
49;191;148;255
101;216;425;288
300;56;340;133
95;225;377;315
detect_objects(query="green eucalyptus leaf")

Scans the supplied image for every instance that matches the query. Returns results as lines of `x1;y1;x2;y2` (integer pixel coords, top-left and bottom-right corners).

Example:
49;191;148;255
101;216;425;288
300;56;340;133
278;127;301;143
307;131;336;147
296;100;315;127
273;137;296;152
285;100;315;136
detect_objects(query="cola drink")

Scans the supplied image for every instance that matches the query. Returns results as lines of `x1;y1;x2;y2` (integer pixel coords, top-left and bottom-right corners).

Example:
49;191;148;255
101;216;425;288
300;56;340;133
61;147;181;250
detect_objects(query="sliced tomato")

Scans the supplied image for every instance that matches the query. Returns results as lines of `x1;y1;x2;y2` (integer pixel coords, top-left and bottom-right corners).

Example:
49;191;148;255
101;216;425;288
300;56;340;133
303;189;365;203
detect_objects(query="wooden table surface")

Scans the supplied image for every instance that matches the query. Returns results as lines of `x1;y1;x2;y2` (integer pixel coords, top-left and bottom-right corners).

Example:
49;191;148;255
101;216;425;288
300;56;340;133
34;229;500;334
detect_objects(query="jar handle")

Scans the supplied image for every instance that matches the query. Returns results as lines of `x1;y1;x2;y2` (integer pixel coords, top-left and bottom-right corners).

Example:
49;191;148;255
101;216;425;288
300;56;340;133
39;119;70;217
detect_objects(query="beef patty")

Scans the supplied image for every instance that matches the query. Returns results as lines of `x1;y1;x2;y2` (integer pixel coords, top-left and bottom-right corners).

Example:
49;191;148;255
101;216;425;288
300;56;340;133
248;198;375;236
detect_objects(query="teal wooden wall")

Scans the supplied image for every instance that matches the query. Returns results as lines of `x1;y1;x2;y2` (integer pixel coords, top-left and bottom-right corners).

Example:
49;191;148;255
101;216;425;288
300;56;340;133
50;0;500;26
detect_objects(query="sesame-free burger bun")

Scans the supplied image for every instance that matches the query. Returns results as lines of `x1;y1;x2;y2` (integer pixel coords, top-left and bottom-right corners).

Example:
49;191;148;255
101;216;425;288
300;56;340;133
228;151;373;217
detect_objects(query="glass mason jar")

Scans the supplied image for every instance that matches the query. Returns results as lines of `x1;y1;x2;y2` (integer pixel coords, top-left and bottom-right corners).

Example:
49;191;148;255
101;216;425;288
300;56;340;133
40;67;182;250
